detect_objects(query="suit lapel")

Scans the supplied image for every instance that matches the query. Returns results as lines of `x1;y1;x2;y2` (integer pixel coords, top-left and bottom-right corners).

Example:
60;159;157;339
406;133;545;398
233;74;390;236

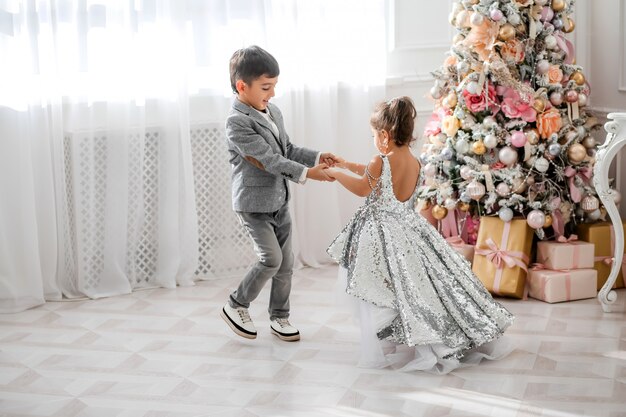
233;99;284;154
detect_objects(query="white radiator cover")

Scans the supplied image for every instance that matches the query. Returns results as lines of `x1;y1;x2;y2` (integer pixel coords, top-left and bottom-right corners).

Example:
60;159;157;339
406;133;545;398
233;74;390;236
60;123;255;291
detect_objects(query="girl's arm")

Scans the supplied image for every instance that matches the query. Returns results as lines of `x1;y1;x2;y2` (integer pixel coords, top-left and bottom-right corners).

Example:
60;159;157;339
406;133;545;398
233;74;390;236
336;158;367;176
326;155;383;197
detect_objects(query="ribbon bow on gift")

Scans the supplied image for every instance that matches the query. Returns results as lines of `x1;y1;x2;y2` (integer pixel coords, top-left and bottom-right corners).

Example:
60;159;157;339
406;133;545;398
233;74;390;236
475;238;529;271
564;167;592;203
530;262;571;272
556;234;578;243
445;236;465;248
594;255;626;267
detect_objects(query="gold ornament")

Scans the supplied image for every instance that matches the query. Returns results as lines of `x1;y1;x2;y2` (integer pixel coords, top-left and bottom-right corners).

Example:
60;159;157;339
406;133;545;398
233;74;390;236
563;17;575;33
458;202;471;212
431;205;449;220
567;143;587;164
498;24;515;41
570;71;586;86
543;214;553;228
581;135;596;149
525;128;540;145
532;98;546;113
444;92;458;108
511;177;528;193
420;198;433;212
472;140;486;155
551;0;566;12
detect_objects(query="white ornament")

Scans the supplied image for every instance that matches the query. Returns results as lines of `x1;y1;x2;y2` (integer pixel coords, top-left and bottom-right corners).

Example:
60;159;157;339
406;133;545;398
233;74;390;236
470;12;484;26
483;116;497;127
484;134;498;149
498;146;518;166
498;207;514;222
455;138;470;154
444;198;457;210
466;81;480;95
460;165;473;180
545;35;557;50
587;209;602;221
534;157;550;173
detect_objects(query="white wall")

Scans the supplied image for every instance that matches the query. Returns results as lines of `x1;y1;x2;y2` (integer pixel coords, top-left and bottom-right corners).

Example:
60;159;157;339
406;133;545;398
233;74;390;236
387;0;626;213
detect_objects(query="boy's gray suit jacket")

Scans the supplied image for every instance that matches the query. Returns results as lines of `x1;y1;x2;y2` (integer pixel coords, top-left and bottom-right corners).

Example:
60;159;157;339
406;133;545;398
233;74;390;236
225;99;318;213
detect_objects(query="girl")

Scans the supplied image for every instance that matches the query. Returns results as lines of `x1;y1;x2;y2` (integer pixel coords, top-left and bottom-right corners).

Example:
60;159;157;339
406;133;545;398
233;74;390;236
325;96;514;374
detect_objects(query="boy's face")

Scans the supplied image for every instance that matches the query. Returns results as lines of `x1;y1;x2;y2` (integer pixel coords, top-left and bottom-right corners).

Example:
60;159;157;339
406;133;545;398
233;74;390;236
236;75;277;111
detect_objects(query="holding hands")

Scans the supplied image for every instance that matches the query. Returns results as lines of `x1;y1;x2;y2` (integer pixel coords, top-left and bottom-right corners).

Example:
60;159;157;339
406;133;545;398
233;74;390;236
307;152;343;182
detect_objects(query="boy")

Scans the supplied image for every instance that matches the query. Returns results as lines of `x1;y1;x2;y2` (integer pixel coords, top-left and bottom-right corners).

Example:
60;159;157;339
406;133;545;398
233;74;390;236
221;45;338;341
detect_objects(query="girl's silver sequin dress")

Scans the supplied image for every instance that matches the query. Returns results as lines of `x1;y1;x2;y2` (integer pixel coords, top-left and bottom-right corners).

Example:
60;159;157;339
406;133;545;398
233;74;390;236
327;155;514;373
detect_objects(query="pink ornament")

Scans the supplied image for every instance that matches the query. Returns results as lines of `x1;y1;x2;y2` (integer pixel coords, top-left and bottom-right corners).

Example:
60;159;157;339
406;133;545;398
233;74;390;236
536;60;550;74
496;182;511;197
549;91;563;106
460;165;473;180
490;9;504;21
540;6;554;22
527;210;546;229
565;90;579;103
510;130;527;147
424;163;437;177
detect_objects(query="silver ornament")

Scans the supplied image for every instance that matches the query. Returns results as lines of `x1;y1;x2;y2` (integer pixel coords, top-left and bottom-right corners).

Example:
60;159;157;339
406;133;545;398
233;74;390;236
548;143;562;156
498;207;514;222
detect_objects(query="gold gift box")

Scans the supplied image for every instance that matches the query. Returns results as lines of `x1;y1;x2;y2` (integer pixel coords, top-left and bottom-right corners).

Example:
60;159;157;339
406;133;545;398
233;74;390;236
472;217;533;299
576;221;626;290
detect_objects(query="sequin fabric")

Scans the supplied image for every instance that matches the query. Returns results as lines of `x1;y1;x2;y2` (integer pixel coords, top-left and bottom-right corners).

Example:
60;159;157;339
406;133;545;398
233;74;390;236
327;155;514;359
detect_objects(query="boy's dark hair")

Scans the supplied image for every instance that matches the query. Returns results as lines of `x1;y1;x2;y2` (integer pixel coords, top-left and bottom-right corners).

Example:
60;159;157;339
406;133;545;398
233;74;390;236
229;45;280;94
370;96;417;146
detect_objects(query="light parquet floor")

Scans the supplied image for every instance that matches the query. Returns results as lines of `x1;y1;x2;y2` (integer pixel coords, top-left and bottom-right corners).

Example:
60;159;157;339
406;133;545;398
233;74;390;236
0;265;625;417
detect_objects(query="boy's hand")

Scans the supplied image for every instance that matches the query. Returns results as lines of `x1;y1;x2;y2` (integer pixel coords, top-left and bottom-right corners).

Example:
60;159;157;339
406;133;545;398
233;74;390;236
324;168;337;179
320;152;342;167
307;163;335;182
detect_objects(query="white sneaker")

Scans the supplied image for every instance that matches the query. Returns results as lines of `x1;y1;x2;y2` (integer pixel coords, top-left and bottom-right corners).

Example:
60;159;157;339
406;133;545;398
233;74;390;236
270;317;300;342
221;303;257;339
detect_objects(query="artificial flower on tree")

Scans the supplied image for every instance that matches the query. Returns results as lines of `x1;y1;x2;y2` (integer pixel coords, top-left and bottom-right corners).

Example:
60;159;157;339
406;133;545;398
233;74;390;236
419;0;612;241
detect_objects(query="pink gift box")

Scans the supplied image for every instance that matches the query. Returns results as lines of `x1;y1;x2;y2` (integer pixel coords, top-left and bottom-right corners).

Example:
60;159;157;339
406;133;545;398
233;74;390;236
453;244;474;264
536;240;595;270
528;268;597;303
446;237;474;264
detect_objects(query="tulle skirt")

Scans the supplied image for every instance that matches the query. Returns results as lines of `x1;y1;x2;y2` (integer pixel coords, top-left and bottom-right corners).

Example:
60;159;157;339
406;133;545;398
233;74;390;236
336;268;513;374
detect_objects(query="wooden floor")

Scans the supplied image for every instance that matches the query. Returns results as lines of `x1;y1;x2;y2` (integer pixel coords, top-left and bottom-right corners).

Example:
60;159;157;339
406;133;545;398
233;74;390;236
1;265;625;417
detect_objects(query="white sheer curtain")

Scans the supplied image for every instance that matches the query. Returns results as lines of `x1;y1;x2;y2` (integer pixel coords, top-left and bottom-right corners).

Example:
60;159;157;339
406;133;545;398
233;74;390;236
0;0;387;313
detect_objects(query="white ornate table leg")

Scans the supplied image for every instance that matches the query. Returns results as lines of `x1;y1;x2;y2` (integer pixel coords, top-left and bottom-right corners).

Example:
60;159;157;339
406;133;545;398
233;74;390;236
593;112;626;312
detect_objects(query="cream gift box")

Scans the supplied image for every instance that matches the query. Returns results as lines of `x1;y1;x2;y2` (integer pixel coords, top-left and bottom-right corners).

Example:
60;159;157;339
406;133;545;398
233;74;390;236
536;238;594;270
528;268;597;303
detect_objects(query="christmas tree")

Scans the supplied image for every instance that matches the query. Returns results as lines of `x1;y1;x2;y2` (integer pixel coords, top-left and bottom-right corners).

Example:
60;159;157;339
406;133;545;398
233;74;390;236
419;0;605;242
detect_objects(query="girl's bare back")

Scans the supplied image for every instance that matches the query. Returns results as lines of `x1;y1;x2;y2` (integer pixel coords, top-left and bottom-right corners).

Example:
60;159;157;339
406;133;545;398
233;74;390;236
386;150;421;203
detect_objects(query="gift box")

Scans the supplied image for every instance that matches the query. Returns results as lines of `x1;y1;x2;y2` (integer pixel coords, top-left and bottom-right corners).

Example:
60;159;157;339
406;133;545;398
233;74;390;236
528;268;597;303
576;221;626;290
446;236;474;264
418;207;438;228
536;238;595;270
472;217;533;298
